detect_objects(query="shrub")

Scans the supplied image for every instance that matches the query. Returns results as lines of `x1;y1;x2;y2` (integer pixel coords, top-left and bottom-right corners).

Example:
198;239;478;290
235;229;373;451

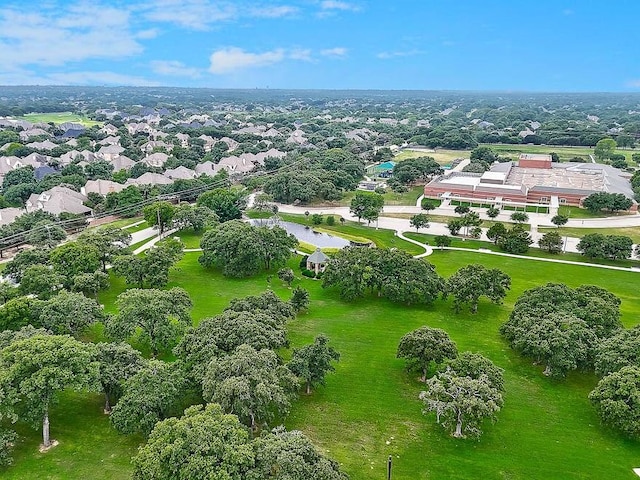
326;215;335;226
301;269;316;278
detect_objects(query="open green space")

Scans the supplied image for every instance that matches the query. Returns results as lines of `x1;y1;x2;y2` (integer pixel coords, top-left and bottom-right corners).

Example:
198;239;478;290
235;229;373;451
92;217;144;230
381;212;531;231
18;112;103;127
5;223;640;479
404;232;640;268
394;148;470;165
558;205;635;219
487;143;638;165
539;225;640;244
314;186;423;207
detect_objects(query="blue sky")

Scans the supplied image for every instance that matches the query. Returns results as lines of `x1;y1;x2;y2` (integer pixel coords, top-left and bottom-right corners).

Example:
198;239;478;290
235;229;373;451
1;0;639;91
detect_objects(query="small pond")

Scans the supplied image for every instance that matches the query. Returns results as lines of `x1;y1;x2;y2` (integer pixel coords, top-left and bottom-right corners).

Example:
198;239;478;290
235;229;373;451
249;219;350;249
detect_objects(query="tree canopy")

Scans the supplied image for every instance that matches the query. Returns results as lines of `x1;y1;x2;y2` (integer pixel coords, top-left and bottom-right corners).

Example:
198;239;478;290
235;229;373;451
349;191;384;224
110;360;188;436
420;370;503;439
397;326;458;382
288;334;340;394
94;342;146;413
106;287;192;356
0;334;98;448
589;366;640;439
199;221;297;277
444;264;511;313
322;247;444;304
500;283;622;377
202;344;299;431
196;188;245;222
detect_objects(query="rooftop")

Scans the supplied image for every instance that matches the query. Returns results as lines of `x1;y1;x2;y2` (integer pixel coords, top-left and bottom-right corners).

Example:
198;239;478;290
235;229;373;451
519;153;552;161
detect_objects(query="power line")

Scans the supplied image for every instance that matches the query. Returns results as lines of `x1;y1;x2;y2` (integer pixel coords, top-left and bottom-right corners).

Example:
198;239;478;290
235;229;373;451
0;156;308;251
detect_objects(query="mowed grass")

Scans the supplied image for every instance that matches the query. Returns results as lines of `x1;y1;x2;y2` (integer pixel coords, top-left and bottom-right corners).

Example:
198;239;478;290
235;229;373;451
286;252;640;480
18;112;103;127
3;391;143;480
5;243;640;478
394;148;471;165
539;225;640;243
489;143;639;165
313;186;423;207
557;205;635;219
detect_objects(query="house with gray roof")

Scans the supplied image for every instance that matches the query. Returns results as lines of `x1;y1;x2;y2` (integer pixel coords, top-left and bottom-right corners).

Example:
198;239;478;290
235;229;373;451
0;207;23;227
97;144;125;161
82;179;126;196
125;172;172;186
0;156;26;177
98;136;121;146
194;161;222;177
164;166;196;180
25;186;91;216
110;155;136;172
175;133;190;148
27;140;57;151
19;128;51;141
142;152;169;168
218;137;239;151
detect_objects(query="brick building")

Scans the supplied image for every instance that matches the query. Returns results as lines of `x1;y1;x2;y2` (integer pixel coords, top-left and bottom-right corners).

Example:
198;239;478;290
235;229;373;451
423;154;637;211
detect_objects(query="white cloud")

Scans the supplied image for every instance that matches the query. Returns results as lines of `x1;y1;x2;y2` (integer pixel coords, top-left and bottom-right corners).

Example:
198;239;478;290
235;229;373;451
251;5;299;18
626;80;640;88
137;28;160;39
46;71;159;86
209;47;286;74
289;48;313;61
320;47;348;58
0;4;143;67
0;67;157;86
377;49;423;59
320;0;359;11
141;0;236;30
150;60;202;78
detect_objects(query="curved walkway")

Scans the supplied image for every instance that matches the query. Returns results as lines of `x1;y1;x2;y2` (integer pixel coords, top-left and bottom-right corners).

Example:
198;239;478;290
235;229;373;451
396;230;433;258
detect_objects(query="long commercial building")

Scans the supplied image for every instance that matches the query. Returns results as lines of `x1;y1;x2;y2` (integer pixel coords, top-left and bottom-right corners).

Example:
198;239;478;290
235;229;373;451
423;154;637;211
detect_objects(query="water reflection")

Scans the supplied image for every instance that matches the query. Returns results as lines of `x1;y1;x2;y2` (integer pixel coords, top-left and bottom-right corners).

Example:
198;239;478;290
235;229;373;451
249;218;350;249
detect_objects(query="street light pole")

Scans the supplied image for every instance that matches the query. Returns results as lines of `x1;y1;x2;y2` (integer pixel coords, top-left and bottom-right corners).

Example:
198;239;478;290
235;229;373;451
157;205;161;239
387;455;392;480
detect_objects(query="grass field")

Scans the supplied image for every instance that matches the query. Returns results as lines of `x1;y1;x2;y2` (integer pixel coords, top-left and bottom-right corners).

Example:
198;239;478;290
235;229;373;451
381;212;532;231
539;225;640;243
394;148;471;165
489;143;639;165
557;205;634;219
18;112;103;127
313;186;424;207
5;226;640;479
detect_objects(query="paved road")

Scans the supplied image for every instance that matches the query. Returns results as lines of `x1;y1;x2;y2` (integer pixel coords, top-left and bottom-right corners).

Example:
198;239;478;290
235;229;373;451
273;202;640;255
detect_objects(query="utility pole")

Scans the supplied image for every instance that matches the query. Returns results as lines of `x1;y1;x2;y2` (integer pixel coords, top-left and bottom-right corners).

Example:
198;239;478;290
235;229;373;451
157;205;161;238
387;455;392;480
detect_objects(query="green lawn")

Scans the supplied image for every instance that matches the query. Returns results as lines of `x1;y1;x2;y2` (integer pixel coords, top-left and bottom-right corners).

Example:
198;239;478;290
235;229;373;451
539;225;640;243
5;231;640;479
404;232;640;268
3;391;143;480
381;212;531;231
394;148;471;165
18;112;103;127
313;186;423;207
557;205;635;219
488;143;639;165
